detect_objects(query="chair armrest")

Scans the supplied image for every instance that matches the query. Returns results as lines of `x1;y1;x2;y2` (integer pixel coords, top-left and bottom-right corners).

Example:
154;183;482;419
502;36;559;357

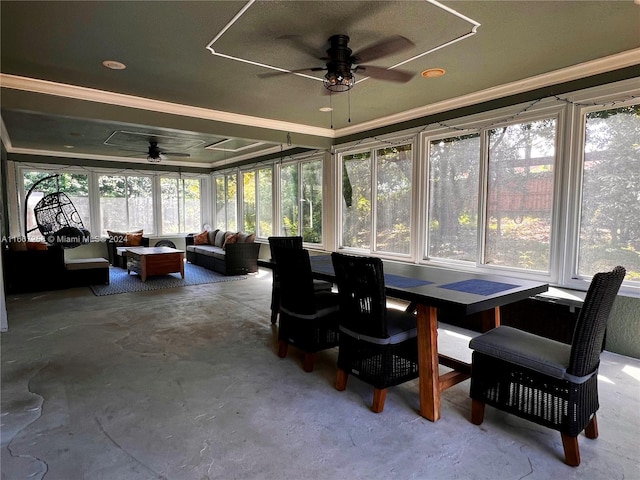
224;242;260;273
185;234;195;247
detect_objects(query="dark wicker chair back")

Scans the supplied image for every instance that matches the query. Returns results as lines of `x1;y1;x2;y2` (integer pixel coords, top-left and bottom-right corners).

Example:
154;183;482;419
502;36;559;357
330;252;419;412
268;236;303;260
568;265;626;377
274;247;317;316
273;247;340;372
331;252;388;339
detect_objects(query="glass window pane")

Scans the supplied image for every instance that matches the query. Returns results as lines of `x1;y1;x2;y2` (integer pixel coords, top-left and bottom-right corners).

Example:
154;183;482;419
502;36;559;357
226;174;237;232
342;152;371;249
161;178;179;234
24;172;90;238
243;171;256;233
161;177;201;234
578;105;639;279
183;179;201;234
99;175;127;234
99;175;153;235
126;176;154;234
258;168;273;238
428;134;480;261
485;119;556;271
301;160;322;243
215;176;226;230
280;164;298;236
376;144;412;254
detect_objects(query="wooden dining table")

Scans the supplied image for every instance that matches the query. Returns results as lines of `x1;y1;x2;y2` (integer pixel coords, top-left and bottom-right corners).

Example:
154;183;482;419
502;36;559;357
307;255;549;422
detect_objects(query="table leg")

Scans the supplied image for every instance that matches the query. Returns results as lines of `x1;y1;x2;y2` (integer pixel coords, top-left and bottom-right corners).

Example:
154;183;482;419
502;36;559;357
416;304;440;421
480;306;500;332
141;257;147;282
180;255;184;278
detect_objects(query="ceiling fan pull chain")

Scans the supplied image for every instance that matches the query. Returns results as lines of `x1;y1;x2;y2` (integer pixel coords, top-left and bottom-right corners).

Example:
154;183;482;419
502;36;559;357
348;89;352;124
330;93;334;129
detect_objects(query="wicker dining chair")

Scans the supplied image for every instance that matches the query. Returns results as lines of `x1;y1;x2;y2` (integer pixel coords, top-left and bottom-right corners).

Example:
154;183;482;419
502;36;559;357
331;252;419;413
268;236;332;324
274;247;340;372
469;266;626;466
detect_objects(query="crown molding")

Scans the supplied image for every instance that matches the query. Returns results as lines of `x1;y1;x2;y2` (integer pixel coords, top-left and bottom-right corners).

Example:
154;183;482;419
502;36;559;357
0;73;336;139
334;48;640;137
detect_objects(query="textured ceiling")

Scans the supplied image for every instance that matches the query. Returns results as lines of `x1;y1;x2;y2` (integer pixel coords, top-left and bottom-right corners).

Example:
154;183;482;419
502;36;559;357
1;0;639;169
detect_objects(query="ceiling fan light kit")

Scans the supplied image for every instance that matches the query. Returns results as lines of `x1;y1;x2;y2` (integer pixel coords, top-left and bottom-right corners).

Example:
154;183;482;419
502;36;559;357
323;71;355;92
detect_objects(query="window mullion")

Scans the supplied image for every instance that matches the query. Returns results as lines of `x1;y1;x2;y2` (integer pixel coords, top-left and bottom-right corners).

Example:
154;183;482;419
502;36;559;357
477;129;490;267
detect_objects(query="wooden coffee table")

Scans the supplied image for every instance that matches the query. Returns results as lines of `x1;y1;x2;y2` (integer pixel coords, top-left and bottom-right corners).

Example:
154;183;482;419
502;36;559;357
126;246;184;282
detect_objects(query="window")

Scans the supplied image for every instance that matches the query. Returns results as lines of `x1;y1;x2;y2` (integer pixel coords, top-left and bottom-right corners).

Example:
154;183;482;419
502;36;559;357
577;104;639;281
23;171;90;238
485;119;556;271
280;159;323;242
424;117;557;272
99;175;154;235
242;167;272;237
341;144;413;255
428;134;480;262
160;176;201;234
258;168;273;238
214;173;237;231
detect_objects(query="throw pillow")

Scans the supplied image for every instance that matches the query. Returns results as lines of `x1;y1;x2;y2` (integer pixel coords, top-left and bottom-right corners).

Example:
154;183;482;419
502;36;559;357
107;230;127;244
108;229;142;245
194;231;209;245
222;232;239;250
125;233;143;246
207;229;219;246
245;233;256;243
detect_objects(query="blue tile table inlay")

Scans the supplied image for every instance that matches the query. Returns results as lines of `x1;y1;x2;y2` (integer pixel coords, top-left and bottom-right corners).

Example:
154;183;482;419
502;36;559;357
438;279;518;296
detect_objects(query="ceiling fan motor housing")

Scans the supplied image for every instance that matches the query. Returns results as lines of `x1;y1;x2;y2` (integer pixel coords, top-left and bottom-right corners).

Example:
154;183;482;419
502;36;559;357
324;35;355;92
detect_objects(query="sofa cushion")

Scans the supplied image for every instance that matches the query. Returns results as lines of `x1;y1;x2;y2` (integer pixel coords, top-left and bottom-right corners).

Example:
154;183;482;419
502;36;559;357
65;257;109;271
207;229;219;245
193;245;224;257
193;230;209;245
223;232;239;249
214;230;227;247
236;232;256;243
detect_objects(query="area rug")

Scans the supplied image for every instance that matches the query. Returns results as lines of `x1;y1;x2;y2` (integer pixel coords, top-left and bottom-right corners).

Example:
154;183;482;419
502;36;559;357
90;263;246;296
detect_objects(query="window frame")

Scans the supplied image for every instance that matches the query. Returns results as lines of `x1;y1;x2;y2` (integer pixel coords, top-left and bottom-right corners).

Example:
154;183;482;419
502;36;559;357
337;138;416;259
15;164;208;239
419;103;565;283
562;85;640;296
276;155;325;246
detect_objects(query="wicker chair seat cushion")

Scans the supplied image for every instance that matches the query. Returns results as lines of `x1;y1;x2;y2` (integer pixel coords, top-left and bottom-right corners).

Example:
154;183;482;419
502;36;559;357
191;245;225;258
313;279;333;291
468;326;591;381
280;290;340;320
340;309;417;346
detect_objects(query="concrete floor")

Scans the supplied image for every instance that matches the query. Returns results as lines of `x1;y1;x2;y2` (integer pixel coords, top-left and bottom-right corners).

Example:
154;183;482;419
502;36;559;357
1;268;639;480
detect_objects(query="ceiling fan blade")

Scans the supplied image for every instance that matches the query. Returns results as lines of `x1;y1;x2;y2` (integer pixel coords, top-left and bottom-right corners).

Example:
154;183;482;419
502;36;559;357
258;67;326;79
352;35;414;64
356;65;414;83
161;152;191;158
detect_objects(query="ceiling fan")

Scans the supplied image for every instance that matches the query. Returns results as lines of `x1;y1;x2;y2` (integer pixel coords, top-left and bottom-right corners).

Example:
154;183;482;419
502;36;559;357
120;138;192;163
259;34;415;93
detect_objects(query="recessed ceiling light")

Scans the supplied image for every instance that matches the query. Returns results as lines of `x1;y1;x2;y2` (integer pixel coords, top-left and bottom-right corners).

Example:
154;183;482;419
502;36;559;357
421;68;446;78
64;145;74;149
102;60;126;70
319;107;333;112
